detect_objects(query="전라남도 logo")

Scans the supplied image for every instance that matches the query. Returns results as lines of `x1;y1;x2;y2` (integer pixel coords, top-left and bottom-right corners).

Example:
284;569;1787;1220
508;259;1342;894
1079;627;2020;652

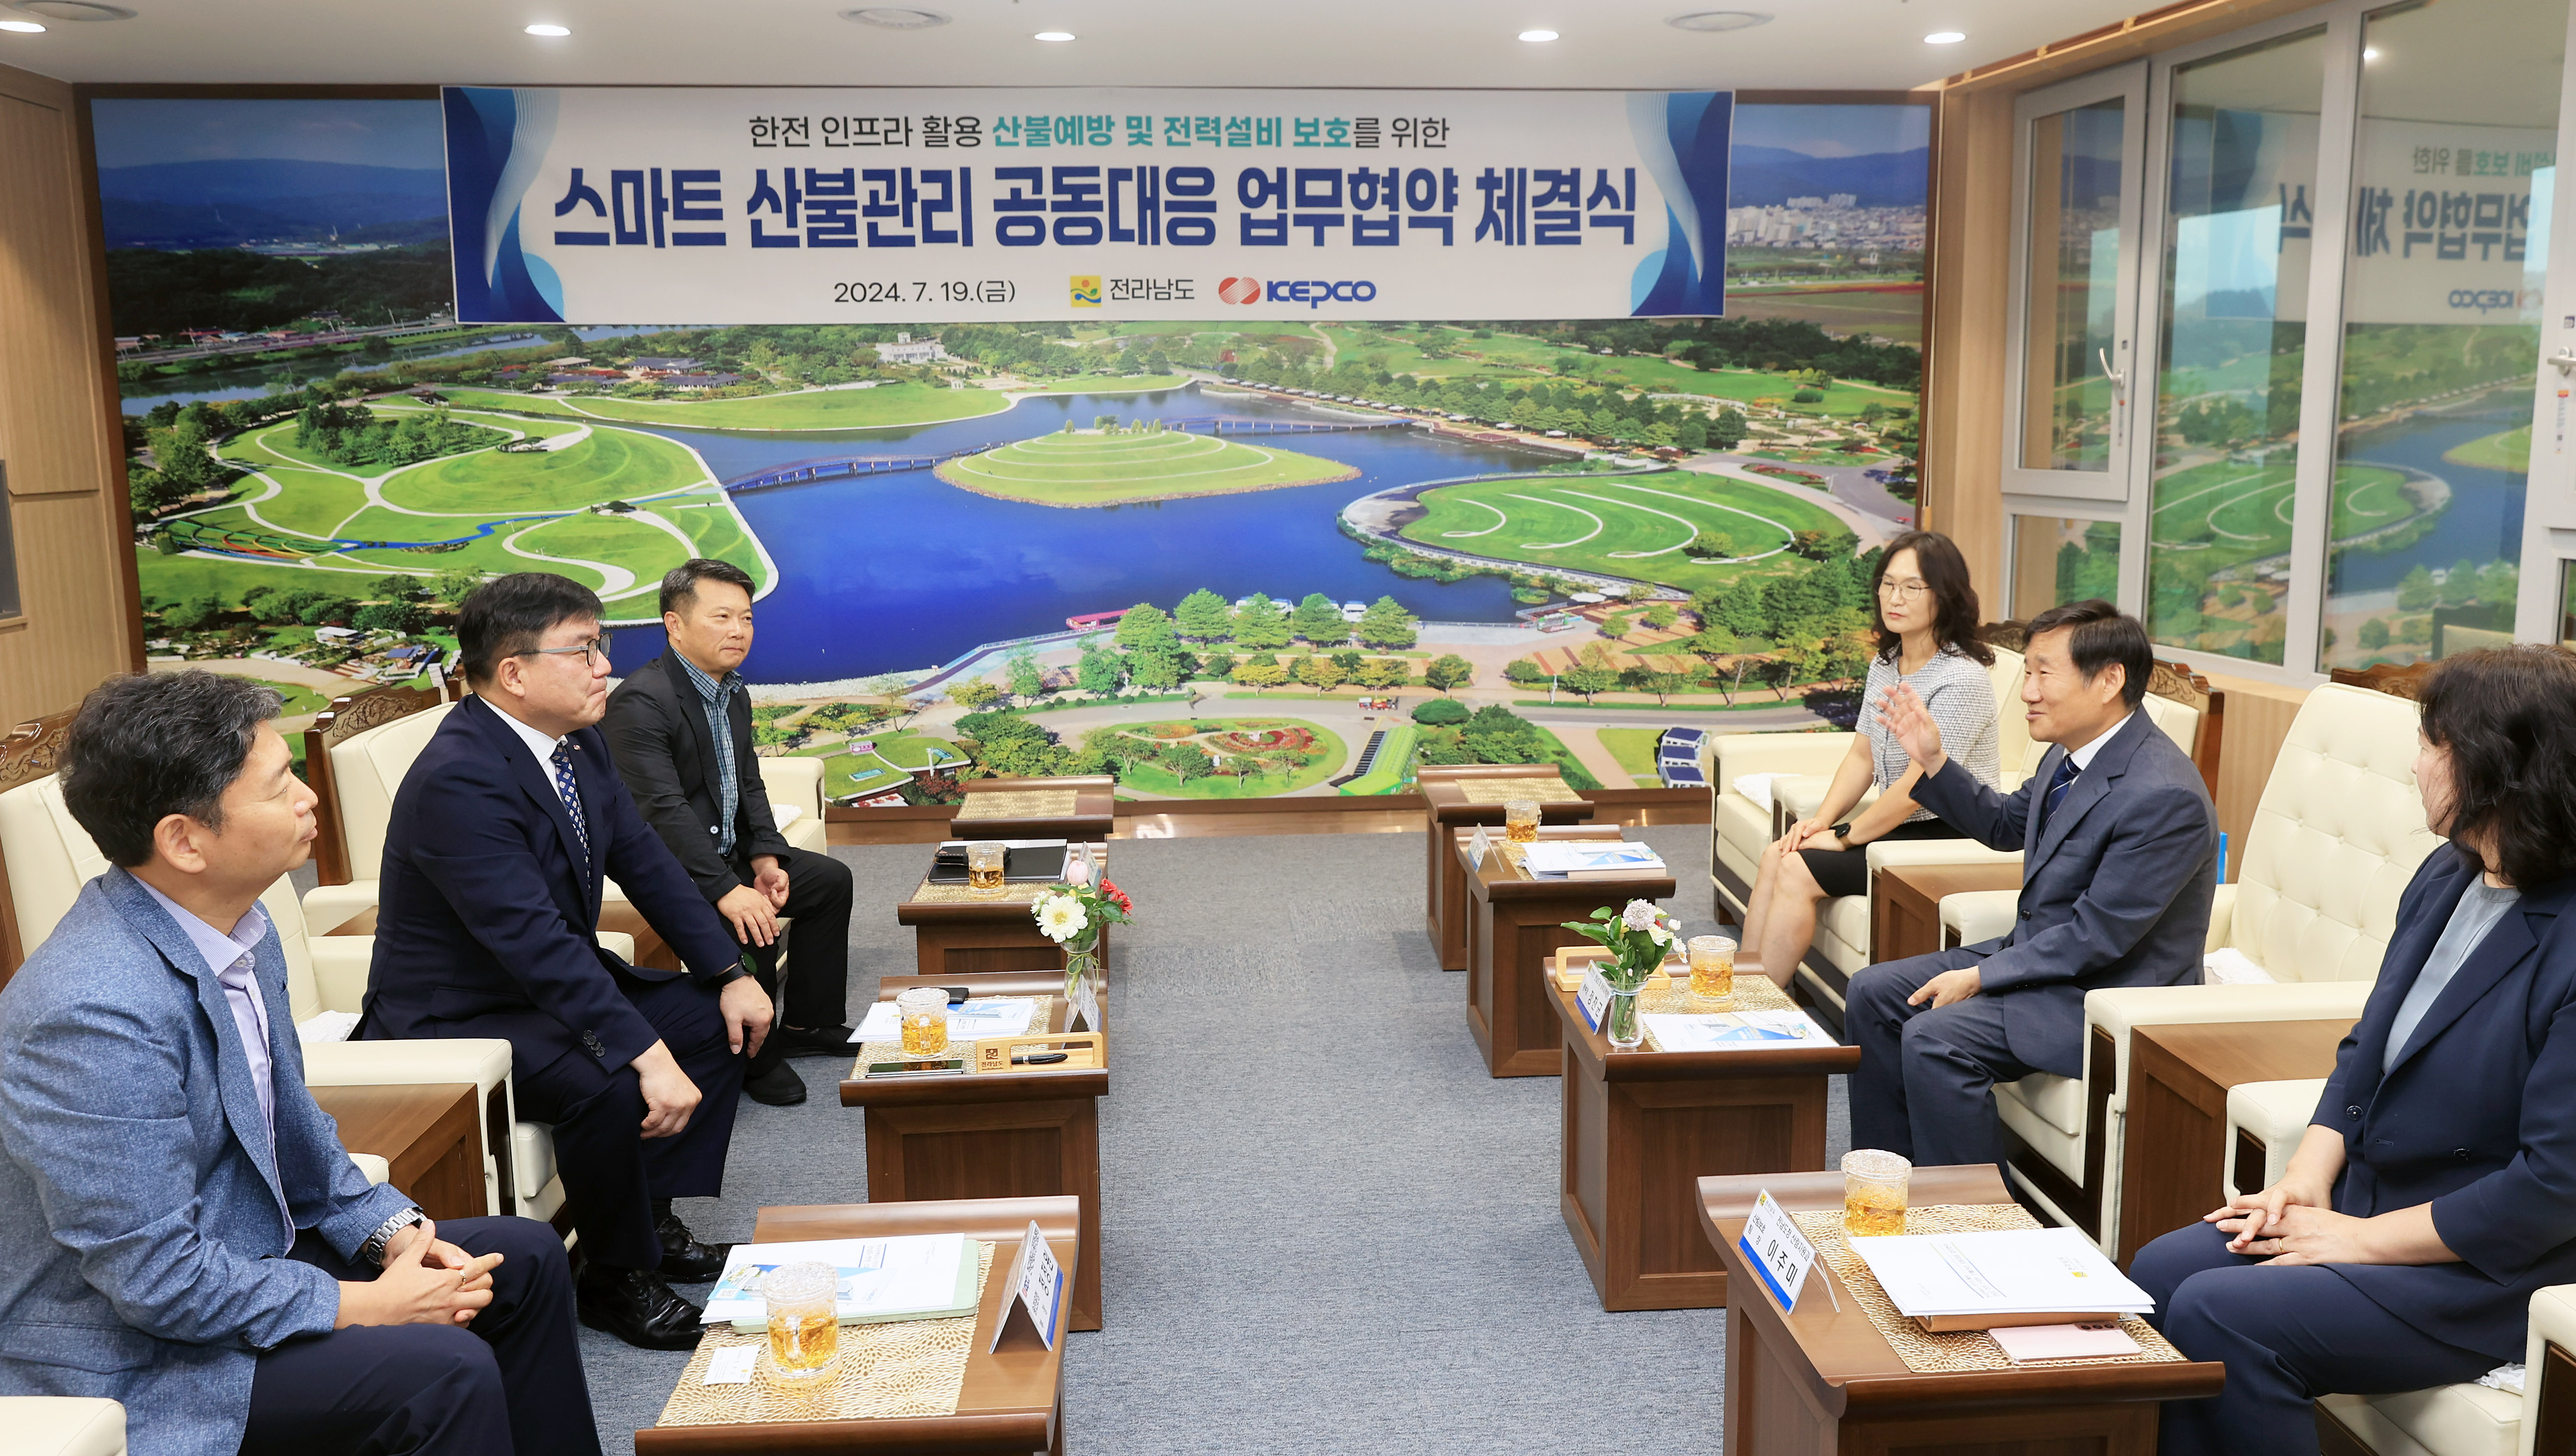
1068;276;1102;308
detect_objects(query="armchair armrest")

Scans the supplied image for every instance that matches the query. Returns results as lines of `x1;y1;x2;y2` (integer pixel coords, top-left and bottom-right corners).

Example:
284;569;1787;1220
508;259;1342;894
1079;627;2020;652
1710;731;1854;787
309;936;374;1014
306;1037;512;1095
2206;883;2237;953
0;1398;125;1456
597;930;636;963
2527;1286;2576;1456
1866;840;2023;874
350;1152;391;1186
1776;776;1878;826
2087;982;2374;1045
1940;889;2022;949
758;755;826;817
2224;1079;2329;1201
301;881;378;938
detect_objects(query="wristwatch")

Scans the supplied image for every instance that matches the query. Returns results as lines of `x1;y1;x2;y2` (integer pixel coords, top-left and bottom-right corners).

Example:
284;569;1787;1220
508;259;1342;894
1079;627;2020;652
359;1206;427;1269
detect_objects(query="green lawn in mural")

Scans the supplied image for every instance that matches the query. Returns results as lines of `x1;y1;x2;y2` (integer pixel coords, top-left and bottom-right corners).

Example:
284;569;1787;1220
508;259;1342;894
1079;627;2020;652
1399;471;1844;593
512;381;1009;431
936;426;1356;506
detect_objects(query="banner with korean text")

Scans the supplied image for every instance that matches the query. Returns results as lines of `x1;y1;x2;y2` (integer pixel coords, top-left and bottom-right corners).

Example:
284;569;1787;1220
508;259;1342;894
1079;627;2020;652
443;87;1732;324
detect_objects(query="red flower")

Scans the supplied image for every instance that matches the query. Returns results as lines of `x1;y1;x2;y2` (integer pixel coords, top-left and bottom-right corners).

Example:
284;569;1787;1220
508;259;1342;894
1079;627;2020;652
1098;878;1132;913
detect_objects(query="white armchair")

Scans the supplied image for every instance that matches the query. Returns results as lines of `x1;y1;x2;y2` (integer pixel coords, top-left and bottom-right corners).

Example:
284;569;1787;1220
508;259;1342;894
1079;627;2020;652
1947;682;2439;1255
0;770;577;1224
0;1399;125;1456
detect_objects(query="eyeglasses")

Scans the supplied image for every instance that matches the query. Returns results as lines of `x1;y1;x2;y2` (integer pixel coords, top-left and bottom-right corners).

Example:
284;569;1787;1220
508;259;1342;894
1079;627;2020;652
517;633;614;667
1877;579;1931;601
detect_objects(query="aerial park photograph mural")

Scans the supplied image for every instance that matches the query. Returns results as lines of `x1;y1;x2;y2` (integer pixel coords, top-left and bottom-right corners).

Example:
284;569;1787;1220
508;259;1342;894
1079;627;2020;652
99;87;1929;805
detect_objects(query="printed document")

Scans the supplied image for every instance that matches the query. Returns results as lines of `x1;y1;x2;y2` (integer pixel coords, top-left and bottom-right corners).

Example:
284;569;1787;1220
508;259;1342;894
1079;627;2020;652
1847;1228;2155;1318
851;996;1040;1044
1642;1009;1837;1051
701;1233;970;1326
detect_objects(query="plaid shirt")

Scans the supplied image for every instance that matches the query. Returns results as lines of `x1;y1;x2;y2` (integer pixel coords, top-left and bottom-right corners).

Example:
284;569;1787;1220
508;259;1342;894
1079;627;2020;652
675;653;743;857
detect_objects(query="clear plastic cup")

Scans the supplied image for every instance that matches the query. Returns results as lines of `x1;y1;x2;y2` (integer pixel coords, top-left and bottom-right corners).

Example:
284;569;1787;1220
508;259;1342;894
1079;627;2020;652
761;1261;839;1385
1503;798;1541;844
1687;934;1737;1003
895;986;949;1057
966;840;1007;894
1842;1148;1912;1237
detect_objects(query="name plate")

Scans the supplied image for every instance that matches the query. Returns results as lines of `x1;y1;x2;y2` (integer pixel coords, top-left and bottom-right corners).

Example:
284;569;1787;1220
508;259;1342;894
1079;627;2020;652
1738;1189;1819;1312
990;1219;1066;1353
1067;974;1102;1034
1467;824;1493;869
970;1031;1105;1074
1577;965;1612;1032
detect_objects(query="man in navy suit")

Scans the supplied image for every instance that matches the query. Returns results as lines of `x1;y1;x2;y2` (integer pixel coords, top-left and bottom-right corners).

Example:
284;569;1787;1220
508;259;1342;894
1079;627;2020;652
1854;600;2218;1167
362;572;770;1350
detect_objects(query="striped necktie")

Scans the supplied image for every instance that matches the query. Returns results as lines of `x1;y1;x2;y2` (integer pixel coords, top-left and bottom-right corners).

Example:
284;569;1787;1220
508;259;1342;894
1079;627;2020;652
2039;754;2081;834
550;743;592;860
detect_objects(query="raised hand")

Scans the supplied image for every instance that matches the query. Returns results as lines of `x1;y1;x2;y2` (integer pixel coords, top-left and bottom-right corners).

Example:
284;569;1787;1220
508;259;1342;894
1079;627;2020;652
1875;684;1948;776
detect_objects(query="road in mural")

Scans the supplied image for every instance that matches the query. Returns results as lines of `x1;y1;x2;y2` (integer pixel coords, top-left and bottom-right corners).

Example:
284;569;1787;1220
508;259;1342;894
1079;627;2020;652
101;95;1928;801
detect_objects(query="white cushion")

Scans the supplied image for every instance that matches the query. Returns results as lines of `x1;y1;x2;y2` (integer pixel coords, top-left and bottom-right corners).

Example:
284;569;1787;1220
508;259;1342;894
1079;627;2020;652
301;881;379;938
1996;1081;2082;1182
349;1152;390;1185
1940;888;2021;947
512;1120;559;1202
0;775;111;953
327;702;455;882
306;1037;512;1094
1998;1071;2086;1139
1813;894;1872;974
2142;692;2201;759
0;1398;126;1456
2225;1078;2329;1201
2323;1383;2521;1456
2526;1287;2576;1456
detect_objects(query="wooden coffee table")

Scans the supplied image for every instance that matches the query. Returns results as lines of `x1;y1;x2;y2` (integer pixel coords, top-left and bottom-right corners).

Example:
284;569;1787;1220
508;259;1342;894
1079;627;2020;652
952;775;1117;842
1549;980;1856;1311
894;850;1109;978
1418;765;1592;971
1700;1167;2221;1453
2115;1018;2355;1266
634;1195;1075;1454
312;1082;484;1222
1461;827;1671;1078
841;971;1107;1332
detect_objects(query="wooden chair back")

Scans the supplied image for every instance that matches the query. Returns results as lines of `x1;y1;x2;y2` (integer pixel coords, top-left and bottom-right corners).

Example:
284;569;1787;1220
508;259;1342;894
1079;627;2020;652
304;682;448;886
2329;661;2437;701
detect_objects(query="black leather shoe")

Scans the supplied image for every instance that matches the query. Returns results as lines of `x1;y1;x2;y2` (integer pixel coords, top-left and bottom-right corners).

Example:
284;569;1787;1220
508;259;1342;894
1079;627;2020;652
744;1060;807;1106
653;1208;733;1283
769;1023;857;1058
576;1265;704;1351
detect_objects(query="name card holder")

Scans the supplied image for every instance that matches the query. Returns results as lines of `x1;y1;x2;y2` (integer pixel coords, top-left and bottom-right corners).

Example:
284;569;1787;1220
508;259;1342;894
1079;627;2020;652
990;1219;1066;1353
1738;1189;1837;1314
1466;824;1493;869
971;1031;1106;1074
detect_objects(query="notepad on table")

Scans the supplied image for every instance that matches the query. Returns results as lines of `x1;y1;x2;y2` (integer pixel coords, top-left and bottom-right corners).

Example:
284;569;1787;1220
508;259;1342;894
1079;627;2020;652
850;997;1039;1045
700;1233;977;1331
1844;1227;2156;1332
1521;841;1666;879
1640;1009;1837;1051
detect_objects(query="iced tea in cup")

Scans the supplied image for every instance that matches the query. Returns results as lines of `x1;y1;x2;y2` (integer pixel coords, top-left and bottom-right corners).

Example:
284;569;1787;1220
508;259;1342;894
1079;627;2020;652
1503;798;1541;844
762;1261;839;1386
896;986;949;1057
1842;1149;1912;1237
1687;934;1737;1003
966;841;1007;894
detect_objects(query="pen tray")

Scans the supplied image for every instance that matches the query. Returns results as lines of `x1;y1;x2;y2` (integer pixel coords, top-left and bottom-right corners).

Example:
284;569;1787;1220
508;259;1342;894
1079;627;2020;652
971;1031;1104;1074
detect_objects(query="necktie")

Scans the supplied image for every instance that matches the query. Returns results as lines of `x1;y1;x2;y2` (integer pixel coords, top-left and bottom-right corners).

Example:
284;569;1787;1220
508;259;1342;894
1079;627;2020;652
2040;754;2081;833
551;743;592;860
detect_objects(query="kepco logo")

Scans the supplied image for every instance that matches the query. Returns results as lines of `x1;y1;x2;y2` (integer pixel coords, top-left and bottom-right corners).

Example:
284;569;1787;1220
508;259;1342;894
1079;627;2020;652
1269;279;1378;309
1218;277;1261;305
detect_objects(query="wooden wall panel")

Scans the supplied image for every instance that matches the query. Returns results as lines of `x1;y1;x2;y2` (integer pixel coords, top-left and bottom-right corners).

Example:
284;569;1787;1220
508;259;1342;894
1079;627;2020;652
2199;671;2310;881
1920;84;2015;613
0;62;141;729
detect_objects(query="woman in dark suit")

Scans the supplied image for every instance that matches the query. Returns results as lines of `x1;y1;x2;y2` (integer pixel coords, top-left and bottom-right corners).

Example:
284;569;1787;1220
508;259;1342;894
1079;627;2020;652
2133;645;2576;1456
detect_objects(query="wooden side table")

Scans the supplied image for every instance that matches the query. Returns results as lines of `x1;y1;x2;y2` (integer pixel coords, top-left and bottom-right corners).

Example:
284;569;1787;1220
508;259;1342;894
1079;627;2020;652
635;1196;1075;1455
952;775;1117;842
1699;1167;2221;1454
1461;827;1671;1078
1869;860;2024;966
894;849;1109;978
313;1082;484;1223
1550;982;1856;1311
840;974;1107;1332
2115;1018;2354;1266
1419;766;1592;971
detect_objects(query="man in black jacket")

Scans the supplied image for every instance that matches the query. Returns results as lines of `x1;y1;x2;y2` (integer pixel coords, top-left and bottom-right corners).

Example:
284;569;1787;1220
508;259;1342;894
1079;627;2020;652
604;560;853;1108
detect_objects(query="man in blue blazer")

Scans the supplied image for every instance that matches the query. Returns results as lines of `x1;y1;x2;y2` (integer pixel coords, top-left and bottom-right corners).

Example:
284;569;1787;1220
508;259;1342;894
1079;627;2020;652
0;670;593;1456
1854;599;2218;1167
362;572;770;1350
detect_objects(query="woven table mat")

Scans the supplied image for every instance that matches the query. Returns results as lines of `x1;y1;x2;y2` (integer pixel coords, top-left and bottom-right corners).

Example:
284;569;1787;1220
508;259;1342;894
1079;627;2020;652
654;1239;998;1428
852;996;1057;1073
1455;776;1573;805
1786;1204;2186;1376
1637;975;1797;1048
956;790;1081;819
909;880;1055;905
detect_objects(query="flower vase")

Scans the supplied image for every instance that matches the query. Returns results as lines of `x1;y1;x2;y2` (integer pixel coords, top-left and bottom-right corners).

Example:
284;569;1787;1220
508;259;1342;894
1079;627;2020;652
1063;931;1100;1033
1605;984;1643;1049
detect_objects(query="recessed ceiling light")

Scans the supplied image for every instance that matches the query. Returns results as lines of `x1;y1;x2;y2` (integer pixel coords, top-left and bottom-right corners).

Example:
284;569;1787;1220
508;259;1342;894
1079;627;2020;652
1925;30;1965;43
842;6;949;28
1519;28;1559;42
1033;29;1073;41
1665;10;1769;31
0;19;42;31
10;1;132;19
525;22;570;36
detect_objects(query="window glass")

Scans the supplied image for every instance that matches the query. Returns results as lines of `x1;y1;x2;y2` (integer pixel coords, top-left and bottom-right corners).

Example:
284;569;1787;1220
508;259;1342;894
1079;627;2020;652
2558;560;2576;648
2021;99;2129;473
2145;28;2327;665
2013;516;2124;614
2320;0;2567;670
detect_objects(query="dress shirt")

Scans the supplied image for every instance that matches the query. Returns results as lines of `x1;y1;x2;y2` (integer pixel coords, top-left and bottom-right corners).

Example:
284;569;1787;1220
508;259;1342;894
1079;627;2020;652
673;652;743;858
2063;711;2133;774
136;880;279;1154
2384;877;2523;1074
491;702;583;817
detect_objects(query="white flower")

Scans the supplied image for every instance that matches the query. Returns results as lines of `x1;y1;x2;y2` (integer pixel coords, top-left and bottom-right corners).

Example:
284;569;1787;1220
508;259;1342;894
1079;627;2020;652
1647;924;1675;948
1035;894;1089;943
1620;899;1658;932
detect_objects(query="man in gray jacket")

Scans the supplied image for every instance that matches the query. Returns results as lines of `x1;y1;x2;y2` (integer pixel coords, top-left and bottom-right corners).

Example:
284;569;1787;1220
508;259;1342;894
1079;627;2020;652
1853;599;2217;1168
0;672;594;1456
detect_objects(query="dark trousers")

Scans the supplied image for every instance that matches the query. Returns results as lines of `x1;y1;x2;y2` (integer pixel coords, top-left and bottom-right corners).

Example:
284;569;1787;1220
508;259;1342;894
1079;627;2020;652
240;1216;599;1456
1846;949;2039;1167
739;846;853;1077
2133;1221;2496;1456
509;971;746;1271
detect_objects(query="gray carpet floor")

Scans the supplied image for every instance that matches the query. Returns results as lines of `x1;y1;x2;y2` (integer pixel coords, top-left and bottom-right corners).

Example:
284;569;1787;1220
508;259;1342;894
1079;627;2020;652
579;827;1852;1453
